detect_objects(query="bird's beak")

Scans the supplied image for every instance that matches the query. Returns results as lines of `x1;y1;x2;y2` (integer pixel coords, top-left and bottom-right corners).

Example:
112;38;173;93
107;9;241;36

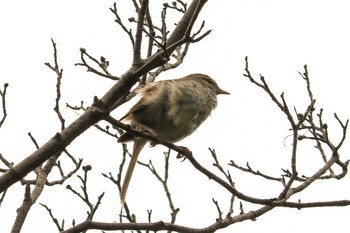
216;87;230;95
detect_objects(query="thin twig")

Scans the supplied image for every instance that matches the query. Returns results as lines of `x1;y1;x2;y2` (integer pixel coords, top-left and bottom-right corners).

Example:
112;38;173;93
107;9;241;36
212;198;223;221
229;160;282;182
110;2;135;47
40;203;65;231
44;38;65;130
75;48;120;80
138;149;179;223
0;83;9;128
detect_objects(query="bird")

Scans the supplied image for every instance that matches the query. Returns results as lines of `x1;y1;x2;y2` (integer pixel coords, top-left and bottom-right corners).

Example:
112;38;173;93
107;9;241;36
117;73;230;204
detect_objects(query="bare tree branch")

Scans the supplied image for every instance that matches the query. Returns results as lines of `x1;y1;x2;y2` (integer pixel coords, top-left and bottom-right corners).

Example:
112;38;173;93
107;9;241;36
0;83;9;128
0;0;207;191
9;40;84;232
45;38;66;130
138;149;180;223
132;0;149;65
228;160;283;182
243;56;349;209
164;0;187;13
3;2;350;233
40;203;65;231
75;48;120;80
66;165;105;222
110;2;135;48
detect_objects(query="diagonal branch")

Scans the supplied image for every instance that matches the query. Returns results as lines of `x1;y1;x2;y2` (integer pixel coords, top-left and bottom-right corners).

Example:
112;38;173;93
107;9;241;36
105;115;275;205
0;0;209;195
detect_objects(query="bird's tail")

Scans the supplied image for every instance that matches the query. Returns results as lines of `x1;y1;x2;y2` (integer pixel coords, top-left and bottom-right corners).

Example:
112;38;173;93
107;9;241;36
121;137;147;204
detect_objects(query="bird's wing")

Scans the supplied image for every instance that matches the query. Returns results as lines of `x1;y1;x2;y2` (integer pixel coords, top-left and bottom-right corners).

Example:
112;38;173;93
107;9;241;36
118;83;160;143
119;98;147;121
119;82;160;121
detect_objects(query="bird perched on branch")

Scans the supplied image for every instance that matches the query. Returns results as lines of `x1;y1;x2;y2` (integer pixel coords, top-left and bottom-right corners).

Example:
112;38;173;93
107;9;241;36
118;73;230;204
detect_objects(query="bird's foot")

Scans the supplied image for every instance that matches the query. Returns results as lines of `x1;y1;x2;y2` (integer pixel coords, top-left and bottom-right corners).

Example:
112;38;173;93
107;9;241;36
150;140;160;147
145;129;161;147
176;146;191;161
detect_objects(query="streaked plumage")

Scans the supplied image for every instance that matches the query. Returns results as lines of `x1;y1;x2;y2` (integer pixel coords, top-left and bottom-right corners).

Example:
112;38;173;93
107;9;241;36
118;73;230;203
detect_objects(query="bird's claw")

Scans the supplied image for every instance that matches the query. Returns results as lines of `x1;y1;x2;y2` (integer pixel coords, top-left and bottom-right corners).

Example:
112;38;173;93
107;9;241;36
176;146;191;161
150;140;159;147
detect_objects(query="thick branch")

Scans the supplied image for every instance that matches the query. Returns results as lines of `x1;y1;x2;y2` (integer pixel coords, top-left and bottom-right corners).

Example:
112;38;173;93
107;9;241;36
0;0;209;193
132;0;149;65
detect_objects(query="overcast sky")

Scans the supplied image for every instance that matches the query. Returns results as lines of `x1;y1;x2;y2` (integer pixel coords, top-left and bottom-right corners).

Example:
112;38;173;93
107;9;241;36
1;1;350;232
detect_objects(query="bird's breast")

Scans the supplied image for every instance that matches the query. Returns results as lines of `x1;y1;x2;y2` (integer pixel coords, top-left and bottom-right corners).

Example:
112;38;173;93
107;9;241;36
132;81;218;143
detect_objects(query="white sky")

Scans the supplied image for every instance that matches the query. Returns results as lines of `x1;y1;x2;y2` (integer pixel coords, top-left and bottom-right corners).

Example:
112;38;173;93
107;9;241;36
1;0;350;232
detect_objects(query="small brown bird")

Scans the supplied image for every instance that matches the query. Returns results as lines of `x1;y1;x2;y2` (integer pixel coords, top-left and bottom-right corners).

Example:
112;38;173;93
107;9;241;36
118;73;230;204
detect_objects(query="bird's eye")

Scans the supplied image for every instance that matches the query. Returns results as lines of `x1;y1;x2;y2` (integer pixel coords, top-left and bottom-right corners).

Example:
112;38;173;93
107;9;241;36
203;77;214;85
